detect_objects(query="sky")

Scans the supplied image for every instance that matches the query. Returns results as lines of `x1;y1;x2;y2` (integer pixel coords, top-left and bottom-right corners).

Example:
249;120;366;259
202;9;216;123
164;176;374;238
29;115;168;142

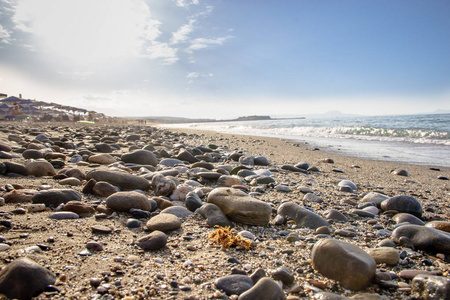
0;0;449;119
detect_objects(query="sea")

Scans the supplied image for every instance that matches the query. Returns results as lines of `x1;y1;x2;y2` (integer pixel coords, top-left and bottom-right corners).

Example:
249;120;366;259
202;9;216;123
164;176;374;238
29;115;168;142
163;113;450;168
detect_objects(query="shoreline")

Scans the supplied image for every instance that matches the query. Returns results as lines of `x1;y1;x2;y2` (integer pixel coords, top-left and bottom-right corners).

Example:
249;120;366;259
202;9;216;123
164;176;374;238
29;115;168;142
0;122;448;300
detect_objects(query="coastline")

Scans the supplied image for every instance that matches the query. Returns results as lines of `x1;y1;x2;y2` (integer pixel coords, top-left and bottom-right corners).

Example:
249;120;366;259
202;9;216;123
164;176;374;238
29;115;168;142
0;121;448;300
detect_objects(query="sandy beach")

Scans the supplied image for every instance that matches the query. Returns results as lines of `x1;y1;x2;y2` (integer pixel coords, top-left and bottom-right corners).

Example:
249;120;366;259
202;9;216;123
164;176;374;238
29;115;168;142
0;122;448;300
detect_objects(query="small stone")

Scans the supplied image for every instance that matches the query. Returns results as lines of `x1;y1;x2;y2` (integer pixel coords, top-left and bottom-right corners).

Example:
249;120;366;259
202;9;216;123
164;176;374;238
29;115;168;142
106;191;151;212
32;189;82;207
185;191;203;212
49;211;80;220
146;213;181;232
126;218;141;228
239;277;285;300
136;230;167;250
278;201;329;229
26;160;56;177
86;241;103;252
92;181;119;197
91;225;113;234
197;203;232;227
214;274;254;296
59;177;82;186
271;266;294;285
391;169;408;176
365;247;400;265
88;153;116;164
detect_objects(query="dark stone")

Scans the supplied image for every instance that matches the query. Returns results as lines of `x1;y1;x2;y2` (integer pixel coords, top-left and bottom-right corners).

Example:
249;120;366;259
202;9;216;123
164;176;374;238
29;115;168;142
185;191;203;212
121;150;158;166
392;224;450;253
0;257;56;300
86;170;151;191
136;230;167;250
214;274;254;296
32;189;82;207
381;195;422;217
22;149;43;159
277;201;329;229
238;277;285;300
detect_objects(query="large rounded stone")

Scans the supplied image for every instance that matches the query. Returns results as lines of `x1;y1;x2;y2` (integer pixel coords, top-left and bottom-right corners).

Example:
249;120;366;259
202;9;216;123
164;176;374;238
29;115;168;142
0;142;12;152
338;180;357;191
136;230;167;250
239;277;285;300
176;150;199;163
26;160;56;177
86;170;150;191
277;201;329;229
207;187;272;226
3;161;27;175
0;257;56;300
106;191;151;212
32;189;82;206
391;224;450;253
95;143;113;153
121;150;158;166
146;213;181;232
198;203;232;227
381;195;422;217
311;238;376;291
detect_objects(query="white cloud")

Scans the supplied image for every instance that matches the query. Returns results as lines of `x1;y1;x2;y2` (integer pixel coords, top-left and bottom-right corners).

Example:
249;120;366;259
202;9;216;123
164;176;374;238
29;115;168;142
176;0;199;8
186;72;200;78
185;36;232;53
146;42;178;64
186;71;214;84
0;24;11;43
171;19;196;44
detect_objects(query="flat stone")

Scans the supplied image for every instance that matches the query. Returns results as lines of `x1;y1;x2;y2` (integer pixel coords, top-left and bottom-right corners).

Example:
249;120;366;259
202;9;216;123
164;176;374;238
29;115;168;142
425;221;450;233
392;224;450;253
278;201;329;229
239;277;285;300
325;209;348;222
393;213;425;226
160;206;192;218
22;149;43;159
88;154;116;164
159;158;184;167
146;213;181;232
91;225;113;234
207;187;272;226
86;170;150;191
106;191;151;212
59;177;82;186
32;189;82;207
0;257;56;300
311;238;376;291
136;230;167;250
214;274;254;296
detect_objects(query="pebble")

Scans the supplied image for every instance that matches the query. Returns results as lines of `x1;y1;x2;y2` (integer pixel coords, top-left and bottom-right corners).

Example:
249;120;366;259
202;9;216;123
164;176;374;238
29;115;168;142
151;173;176;196
105;191;151;212
197;203;232;227
278;201;329;229
160;206;192;218
92;181;119;197
311;238;376;291
86;170;151;191
91;225;113;234
49;211;80;220
26;160;57;177
185;191;203;212
136;230;167;250
207;187;272;225
214;274;254;295
32;189;82;207
381;195;422;217
126;218;141;228
239;277;285;300
271;266;294;285
365;247;400;265
392;213;425;226
146;213;182;232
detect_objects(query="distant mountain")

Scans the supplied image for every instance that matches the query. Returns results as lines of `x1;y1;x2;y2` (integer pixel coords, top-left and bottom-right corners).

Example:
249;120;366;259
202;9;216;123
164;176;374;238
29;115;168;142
430;109;450;114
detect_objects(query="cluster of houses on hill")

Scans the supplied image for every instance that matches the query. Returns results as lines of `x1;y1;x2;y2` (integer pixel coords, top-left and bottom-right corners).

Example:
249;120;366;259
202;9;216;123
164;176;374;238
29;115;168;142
0;94;105;122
